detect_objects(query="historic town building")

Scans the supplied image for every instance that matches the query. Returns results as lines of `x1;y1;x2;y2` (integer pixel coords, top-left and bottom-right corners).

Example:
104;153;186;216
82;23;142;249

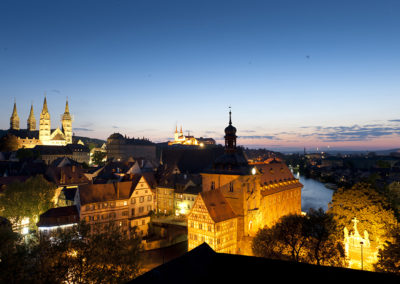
76;173;156;238
8;97;73;149
106;133;156;163
188;110;303;255
168;125;216;146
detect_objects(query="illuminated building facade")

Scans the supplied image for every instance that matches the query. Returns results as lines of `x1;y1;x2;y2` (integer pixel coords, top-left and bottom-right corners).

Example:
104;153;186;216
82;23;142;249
77;174;156;237
8;97;73;149
189;110;302;255
188;189;237;253
106;133;156;162
168;125;199;146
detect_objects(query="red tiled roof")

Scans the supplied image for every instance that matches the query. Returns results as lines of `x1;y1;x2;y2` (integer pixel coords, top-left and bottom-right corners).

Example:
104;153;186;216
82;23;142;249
200;189;236;223
251;160;296;184
78;181;133;205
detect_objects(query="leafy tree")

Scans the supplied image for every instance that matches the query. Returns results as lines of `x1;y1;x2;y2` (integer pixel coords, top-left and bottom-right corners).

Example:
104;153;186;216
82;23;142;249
0;175;56;230
92;151;107;166
0;134;19;152
0;223;32;283
328;183;397;245
1;221;142;283
16;148;40;161
375;228;400;274
252;211;346;267
252;214;309;262
303;208;346;266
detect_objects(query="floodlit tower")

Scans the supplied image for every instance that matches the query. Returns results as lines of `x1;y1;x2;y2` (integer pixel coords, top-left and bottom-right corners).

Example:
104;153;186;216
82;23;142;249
10;100;20;130
27;103;36;131
61;98;73;144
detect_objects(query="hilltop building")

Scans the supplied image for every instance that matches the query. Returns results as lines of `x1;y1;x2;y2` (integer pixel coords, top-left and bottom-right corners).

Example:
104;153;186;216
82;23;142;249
8;97;73;149
188;110;302;255
168;125;216;146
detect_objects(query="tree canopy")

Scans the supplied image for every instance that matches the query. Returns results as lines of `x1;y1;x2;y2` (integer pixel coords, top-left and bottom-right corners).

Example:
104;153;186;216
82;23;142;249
252;210;345;267
0;221;142;283
327;183;398;245
0;175;56;230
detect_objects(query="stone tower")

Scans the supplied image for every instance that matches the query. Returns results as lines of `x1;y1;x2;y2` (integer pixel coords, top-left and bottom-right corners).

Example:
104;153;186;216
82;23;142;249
10;100;20;130
62;98;72;144
39;96;51;143
27;104;36;131
224;108;237;153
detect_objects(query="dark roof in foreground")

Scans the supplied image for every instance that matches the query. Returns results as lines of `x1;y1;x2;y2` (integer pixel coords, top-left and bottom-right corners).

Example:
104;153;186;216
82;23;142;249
131;243;400;284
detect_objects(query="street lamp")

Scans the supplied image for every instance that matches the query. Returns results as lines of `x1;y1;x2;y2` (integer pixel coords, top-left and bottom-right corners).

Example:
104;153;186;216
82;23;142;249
360;241;364;270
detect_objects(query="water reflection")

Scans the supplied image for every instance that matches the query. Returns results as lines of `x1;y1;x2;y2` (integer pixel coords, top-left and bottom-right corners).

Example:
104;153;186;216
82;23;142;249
299;175;334;212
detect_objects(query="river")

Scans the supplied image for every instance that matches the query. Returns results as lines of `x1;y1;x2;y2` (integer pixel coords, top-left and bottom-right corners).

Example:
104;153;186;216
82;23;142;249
297;173;335;212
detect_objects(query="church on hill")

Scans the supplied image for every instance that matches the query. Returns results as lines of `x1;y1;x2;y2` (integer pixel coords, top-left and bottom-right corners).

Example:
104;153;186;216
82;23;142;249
8;97;73;149
188;110;303;255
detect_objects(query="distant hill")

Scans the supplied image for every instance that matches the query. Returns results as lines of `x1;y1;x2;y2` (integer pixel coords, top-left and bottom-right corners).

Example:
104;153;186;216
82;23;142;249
73;136;106;149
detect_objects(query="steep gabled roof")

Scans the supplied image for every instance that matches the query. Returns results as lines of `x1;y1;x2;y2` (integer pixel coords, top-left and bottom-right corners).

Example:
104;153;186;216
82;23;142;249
199;189;236;223
78;181;133;205
252;159;297;184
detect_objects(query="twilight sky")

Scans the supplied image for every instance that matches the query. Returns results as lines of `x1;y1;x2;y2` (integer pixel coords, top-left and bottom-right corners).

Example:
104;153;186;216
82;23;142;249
1;0;400;151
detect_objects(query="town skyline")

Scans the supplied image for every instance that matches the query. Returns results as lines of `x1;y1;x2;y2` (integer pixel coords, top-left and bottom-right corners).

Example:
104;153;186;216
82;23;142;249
1;1;400;151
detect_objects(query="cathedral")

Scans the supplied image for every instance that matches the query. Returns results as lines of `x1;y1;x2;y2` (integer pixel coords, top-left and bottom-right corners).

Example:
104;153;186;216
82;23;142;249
8;97;73;149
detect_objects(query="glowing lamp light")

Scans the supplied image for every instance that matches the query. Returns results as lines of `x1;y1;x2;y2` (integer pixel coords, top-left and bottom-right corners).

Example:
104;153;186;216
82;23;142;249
21;227;29;235
200;143;204;147
251;167;256;175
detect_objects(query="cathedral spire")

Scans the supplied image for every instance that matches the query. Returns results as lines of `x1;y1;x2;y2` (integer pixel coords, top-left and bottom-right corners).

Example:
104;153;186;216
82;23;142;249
27;103;36;131
62;97;73;144
229;106;232;125
64;97;70;114
10;99;20;130
42;95;49;114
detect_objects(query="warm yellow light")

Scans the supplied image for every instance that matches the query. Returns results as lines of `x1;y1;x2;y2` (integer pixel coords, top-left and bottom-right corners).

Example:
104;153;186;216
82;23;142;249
251;167;256;175
200;143;204;147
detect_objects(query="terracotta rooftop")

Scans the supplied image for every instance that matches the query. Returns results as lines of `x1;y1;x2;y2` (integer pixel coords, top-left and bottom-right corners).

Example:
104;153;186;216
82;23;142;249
37;205;79;227
78;181;133;205
200;189;236;223
251;159;297;184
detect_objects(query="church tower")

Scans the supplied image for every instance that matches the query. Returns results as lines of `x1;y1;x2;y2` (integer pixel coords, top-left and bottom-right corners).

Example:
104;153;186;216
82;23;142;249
224;108;237;153
27;104;36;131
39;96;51;143
61;98;72;144
10;100;20;130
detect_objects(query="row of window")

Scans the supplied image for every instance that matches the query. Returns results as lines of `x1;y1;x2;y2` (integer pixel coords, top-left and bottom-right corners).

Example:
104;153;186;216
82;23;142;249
84;195;153;211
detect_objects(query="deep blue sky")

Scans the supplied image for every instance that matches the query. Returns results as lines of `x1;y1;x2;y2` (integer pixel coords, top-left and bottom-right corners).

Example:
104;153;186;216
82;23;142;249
1;0;400;151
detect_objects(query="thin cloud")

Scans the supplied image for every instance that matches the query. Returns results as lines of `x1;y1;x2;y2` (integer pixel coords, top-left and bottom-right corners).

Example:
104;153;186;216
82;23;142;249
73;127;93;132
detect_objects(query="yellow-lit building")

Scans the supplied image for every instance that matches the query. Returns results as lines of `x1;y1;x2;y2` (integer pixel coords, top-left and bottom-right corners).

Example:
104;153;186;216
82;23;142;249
8;97;73;149
168;126;199;146
188;189;237;253
77;174;156;238
188;110;302;255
